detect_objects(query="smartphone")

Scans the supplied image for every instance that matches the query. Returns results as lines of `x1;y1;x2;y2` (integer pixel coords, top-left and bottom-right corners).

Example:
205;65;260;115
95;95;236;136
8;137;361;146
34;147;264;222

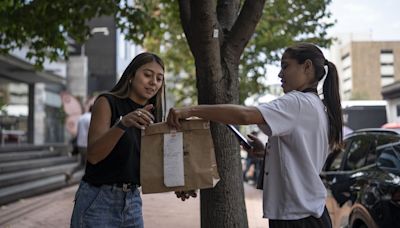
226;124;253;150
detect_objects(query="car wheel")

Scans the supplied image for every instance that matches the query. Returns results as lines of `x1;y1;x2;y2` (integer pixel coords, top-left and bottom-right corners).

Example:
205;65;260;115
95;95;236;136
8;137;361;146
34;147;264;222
349;204;379;228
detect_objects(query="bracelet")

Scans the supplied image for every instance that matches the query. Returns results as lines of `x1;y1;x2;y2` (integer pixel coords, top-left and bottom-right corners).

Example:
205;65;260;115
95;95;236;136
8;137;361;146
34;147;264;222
115;116;129;131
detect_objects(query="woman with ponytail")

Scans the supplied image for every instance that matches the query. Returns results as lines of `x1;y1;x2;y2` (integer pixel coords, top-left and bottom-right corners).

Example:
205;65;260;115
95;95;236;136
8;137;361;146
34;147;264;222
167;43;341;228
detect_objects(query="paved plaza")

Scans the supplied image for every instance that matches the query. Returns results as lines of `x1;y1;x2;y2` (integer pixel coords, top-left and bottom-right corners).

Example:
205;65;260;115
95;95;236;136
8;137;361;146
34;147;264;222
0;183;268;228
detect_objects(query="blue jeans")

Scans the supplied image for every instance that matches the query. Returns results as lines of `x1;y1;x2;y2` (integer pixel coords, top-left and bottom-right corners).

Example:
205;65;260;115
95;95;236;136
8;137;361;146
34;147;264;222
70;181;143;228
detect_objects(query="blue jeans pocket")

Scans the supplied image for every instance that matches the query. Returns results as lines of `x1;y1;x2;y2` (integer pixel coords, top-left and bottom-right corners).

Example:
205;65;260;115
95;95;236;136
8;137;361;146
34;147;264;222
70;182;144;228
70;181;104;228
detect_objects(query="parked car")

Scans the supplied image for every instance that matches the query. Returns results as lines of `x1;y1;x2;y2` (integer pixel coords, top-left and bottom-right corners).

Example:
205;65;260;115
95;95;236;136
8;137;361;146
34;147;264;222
321;128;400;228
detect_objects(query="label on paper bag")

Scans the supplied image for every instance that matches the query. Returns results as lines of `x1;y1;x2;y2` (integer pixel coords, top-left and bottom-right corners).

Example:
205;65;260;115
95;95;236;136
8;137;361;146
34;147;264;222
163;132;185;187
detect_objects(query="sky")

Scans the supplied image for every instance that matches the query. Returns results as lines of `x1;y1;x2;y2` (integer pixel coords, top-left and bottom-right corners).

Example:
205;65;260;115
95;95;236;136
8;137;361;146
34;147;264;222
264;0;400;86
329;0;400;41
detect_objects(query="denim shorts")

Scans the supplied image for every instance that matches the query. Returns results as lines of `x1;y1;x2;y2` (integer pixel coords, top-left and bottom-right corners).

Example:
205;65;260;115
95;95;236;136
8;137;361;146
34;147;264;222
70;181;143;228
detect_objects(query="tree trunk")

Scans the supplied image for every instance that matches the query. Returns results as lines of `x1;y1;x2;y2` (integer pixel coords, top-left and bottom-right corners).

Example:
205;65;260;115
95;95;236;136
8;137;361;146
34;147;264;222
178;1;266;227
196;55;247;228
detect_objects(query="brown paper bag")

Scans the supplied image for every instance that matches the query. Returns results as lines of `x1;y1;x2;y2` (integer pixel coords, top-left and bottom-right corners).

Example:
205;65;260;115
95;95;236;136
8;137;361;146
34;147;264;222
140;119;220;194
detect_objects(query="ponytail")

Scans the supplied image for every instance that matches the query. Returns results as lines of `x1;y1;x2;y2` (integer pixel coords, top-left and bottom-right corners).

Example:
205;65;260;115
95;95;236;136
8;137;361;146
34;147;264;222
323;61;343;151
283;43;344;152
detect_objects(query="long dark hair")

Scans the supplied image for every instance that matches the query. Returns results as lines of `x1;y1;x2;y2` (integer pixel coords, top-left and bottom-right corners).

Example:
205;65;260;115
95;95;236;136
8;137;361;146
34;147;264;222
109;52;165;122
283;43;343;151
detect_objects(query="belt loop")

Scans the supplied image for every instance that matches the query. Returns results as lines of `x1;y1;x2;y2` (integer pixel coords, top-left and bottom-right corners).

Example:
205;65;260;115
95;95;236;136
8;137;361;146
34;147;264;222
122;183;129;192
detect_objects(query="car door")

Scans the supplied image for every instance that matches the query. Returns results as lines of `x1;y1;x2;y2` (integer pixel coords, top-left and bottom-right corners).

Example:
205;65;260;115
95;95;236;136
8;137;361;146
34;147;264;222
322;137;349;228
322;134;375;228
335;135;375;203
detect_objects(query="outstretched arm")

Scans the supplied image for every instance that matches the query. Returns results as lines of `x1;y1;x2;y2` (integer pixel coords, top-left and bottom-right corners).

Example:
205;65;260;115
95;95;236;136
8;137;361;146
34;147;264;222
167;104;265;128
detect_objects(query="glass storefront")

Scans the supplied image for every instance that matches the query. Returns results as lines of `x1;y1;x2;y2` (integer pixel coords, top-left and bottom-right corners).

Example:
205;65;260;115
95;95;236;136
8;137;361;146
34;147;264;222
43;89;65;143
0;77;28;145
0;77;65;145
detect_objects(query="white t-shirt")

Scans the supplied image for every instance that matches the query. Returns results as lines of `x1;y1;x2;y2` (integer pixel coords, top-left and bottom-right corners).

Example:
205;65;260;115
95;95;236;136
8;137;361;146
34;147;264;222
77;112;91;148
256;90;329;220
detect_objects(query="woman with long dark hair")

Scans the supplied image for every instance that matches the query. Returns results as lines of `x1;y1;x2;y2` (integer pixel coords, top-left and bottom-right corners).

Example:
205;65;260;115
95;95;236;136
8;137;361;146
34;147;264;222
71;52;165;228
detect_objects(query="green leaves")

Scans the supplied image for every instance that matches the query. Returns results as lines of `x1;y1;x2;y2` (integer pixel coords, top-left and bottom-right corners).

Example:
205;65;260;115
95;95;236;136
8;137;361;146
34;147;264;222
1;0;334;103
0;0;160;69
239;0;334;103
139;0;335;105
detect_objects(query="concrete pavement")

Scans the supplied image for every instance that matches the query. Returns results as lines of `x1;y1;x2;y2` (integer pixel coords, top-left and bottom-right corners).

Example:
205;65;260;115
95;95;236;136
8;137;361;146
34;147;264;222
0;183;269;228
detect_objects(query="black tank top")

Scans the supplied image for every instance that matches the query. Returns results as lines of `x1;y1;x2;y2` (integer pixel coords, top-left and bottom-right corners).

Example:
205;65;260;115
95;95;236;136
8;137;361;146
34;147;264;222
83;94;143;185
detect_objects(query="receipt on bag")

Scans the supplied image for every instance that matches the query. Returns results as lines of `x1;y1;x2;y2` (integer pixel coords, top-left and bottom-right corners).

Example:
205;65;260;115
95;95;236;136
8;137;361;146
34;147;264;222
163;132;185;187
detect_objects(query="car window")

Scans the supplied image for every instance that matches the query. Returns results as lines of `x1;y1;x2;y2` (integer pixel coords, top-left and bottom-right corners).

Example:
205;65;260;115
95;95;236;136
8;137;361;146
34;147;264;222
377;145;400;170
377;134;400;146
344;135;374;170
324;139;352;171
365;138;378;166
328;150;345;171
366;134;400;166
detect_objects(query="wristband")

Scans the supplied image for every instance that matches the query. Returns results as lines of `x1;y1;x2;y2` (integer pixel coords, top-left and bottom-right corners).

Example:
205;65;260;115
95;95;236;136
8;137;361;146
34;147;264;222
115;116;128;131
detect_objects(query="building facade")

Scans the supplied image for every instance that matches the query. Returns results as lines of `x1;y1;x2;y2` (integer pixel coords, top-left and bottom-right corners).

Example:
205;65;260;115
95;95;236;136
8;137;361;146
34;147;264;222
381;81;400;123
0;50;66;145
333;41;400;100
84;16;141;97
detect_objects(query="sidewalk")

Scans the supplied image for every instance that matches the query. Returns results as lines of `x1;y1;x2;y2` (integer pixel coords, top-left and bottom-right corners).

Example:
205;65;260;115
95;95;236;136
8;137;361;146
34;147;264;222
0;183;268;228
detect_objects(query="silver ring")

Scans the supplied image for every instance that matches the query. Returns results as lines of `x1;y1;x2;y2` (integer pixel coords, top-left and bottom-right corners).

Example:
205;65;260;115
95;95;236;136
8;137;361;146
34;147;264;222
137;111;142;117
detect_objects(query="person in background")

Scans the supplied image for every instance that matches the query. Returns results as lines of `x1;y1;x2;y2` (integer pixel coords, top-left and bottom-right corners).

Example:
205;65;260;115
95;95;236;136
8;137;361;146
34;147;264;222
167;43;341;228
242;130;261;184
66;106;92;180
70;52;165;228
76;105;92;169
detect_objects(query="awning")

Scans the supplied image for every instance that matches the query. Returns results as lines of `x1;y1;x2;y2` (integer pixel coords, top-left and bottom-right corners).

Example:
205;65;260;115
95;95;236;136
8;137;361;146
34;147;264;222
382;81;400;100
0;54;66;85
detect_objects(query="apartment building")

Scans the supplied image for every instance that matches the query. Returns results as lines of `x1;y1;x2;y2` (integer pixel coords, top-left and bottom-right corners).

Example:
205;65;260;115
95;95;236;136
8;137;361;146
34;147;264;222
333;41;400;100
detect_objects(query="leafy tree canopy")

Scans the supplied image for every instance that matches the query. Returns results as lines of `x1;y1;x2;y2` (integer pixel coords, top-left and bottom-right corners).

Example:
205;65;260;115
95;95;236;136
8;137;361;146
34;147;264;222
0;0;160;67
0;0;334;104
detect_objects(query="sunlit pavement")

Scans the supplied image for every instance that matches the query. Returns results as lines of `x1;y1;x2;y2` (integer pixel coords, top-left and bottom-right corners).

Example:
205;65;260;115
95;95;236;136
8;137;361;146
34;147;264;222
0;182;268;228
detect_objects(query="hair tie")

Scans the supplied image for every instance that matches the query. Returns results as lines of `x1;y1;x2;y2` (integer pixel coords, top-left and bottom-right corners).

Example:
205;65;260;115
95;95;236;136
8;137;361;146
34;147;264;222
324;59;329;65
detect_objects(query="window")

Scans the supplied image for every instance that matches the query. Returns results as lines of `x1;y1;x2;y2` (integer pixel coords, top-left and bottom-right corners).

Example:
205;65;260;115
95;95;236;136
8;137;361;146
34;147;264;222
377;145;400;170
380;49;394;86
344;135;374;170
363;133;399;166
341;53;350;60
343;79;352;91
0;78;28;144
377;134;400;146
381;65;394;75
365;138;378;166
341;53;351;70
326;150;345;171
397;105;400;117
382;77;395;87
343;89;352;100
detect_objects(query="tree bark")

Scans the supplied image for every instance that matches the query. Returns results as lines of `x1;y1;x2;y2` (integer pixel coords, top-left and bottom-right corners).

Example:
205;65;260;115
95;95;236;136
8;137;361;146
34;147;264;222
178;1;266;227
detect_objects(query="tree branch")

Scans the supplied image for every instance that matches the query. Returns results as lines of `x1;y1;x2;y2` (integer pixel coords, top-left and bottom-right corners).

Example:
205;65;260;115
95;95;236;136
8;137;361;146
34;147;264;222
178;0;191;36
179;0;199;56
216;0;240;31
224;0;266;61
183;0;220;65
